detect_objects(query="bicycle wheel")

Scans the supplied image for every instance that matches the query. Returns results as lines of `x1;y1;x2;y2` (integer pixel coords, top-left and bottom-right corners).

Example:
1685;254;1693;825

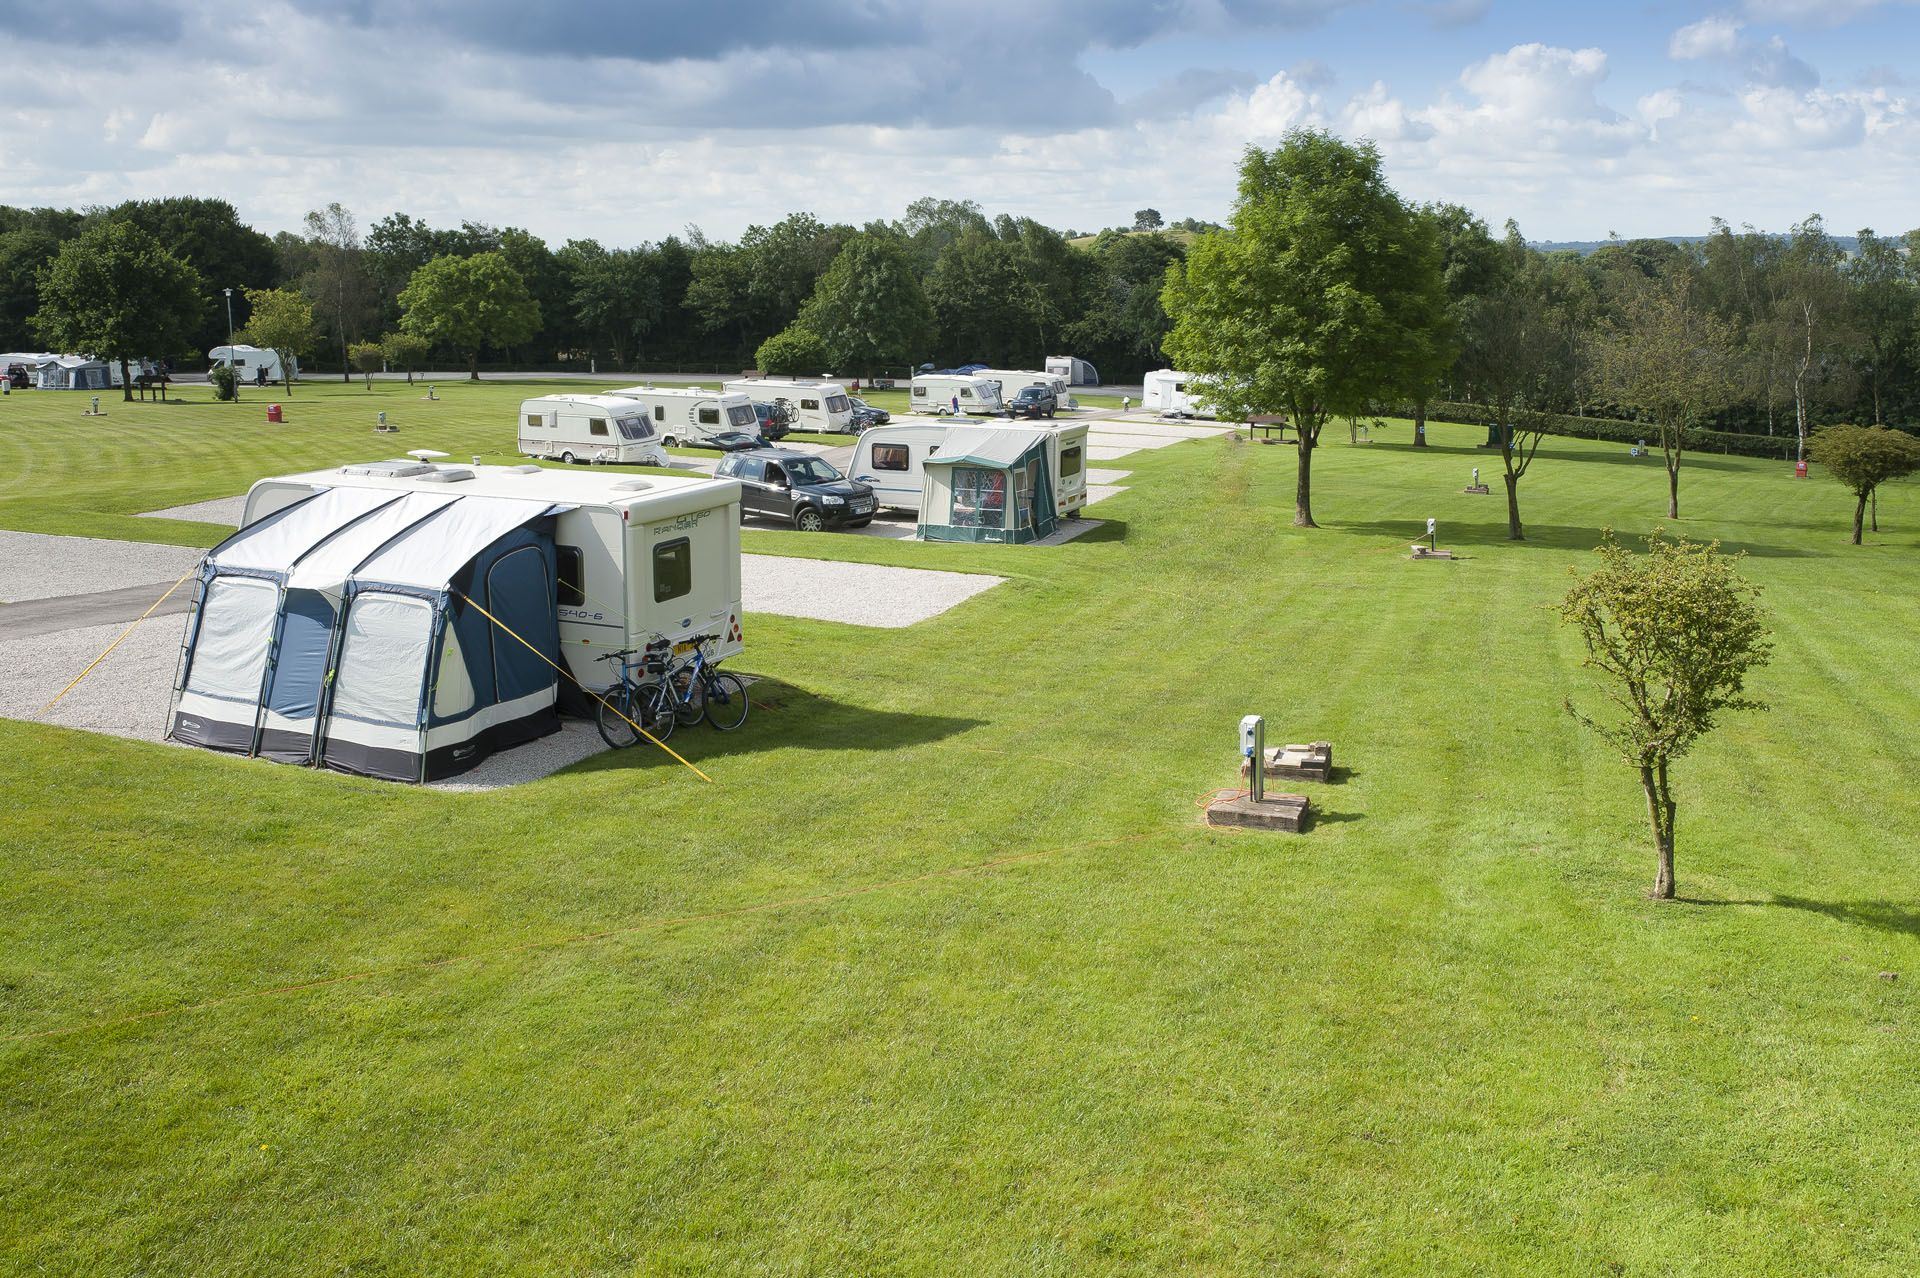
596;685;639;748
639;683;676;742
672;669;706;727
702;671;750;731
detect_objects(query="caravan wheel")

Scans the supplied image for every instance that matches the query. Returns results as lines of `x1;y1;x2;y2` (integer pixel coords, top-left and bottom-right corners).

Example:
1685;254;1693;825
662;436;677;447
560;451;576;465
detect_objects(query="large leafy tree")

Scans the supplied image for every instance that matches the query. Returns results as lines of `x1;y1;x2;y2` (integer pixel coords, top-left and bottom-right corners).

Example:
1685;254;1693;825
302;203;377;381
398;251;540;379
1412;202;1506;445
32;221;205;400
1769;216;1859;463
1561;531;1771;900
796;233;934;379
105;197;276;355
236;287;318;395
927;230;1028;366
0;228;63;348
1161;130;1447;527
1846;228;1918;427
562;239;663;367
1062;230;1185;384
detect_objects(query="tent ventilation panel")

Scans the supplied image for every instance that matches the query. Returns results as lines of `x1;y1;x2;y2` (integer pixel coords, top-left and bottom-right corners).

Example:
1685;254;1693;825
418;468;475;483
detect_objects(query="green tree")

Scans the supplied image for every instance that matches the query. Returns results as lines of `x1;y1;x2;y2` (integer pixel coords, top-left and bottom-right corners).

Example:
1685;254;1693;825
1560;530;1771;900
105;197;277;355
1846;228;1918;427
302;203;376;382
1807;424;1920;543
349;340;383;388
1592;276;1738;518
1161;130;1447;526
0;227;63;348
796;233;934;379
379;330;430;384
32;221;205;401
1133;208;1164;232
563;240;663;367
755;324;831;377
398;252;540;380
236;287;317;396
1770;216;1859;462
1413;202;1507;446
926;230;1027;366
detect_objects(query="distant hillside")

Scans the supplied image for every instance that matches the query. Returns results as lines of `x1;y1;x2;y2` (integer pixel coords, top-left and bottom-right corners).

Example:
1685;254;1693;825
1532;234;1863;257
1067;228;1203;249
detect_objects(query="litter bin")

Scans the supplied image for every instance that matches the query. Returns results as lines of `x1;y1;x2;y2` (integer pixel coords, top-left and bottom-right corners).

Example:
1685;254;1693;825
267;404;283;424
1795;459;1807;478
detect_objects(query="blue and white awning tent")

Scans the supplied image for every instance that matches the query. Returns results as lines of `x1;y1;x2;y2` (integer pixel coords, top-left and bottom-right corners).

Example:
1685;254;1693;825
168;484;565;782
917;427;1058;545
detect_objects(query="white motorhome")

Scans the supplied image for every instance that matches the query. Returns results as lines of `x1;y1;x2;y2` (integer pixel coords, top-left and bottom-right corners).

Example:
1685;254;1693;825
519;394;670;466
1045;355;1100;386
908;373;1004;417
849;420;1089;517
722;378;855;433
1142;369;1214;418
240;460;747;692
609;385;761;446
973;368;1071;408
209;344;296;382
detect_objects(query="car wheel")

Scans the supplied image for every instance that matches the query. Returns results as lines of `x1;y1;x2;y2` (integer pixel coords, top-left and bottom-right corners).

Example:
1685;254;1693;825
794;507;825;532
1046;408;1055;418
560;451;575;465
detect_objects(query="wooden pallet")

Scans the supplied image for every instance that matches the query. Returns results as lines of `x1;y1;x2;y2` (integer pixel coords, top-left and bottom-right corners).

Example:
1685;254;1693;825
1240;740;1333;784
1205;792;1310;833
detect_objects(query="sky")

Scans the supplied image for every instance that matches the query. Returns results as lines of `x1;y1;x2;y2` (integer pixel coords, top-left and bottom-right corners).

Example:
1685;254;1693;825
1;0;1917;249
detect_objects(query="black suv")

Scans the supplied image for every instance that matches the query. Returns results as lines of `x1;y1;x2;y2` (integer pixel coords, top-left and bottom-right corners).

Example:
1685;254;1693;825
751;401;793;441
717;448;876;531
1006;385;1058;419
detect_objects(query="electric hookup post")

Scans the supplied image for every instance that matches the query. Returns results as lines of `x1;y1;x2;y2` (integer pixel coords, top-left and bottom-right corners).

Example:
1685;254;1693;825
1240;714;1265;803
1426;518;1438;552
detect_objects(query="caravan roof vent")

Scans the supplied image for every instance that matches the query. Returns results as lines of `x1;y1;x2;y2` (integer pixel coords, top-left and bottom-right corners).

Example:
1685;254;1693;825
417;467;475;483
502;465;542;475
341;459;432;477
611;478;653;492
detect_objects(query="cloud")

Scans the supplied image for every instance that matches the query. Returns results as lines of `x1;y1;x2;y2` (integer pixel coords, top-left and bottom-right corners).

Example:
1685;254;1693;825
1670;16;1744;60
1669;17;1818;89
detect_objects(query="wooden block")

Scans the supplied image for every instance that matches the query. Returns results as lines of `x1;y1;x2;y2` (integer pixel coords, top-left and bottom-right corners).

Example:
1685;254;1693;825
1409;546;1455;559
1206;792;1309;833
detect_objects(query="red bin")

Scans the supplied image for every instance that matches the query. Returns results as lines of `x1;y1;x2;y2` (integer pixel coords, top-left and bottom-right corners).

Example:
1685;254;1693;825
1794;459;1807;478
267;404;283;423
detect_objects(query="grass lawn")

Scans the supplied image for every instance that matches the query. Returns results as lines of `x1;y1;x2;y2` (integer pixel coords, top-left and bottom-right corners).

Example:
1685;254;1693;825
3;380;1919;1273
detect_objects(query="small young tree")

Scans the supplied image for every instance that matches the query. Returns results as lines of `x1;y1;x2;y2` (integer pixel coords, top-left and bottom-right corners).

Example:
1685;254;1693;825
349;340;383;388
379;331;430;384
1560;530;1772;899
1807;424;1920;544
236;287;317;397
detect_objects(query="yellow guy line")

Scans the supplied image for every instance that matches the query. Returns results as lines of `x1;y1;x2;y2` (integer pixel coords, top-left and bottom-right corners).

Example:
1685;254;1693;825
36;564;199;720
452;590;713;783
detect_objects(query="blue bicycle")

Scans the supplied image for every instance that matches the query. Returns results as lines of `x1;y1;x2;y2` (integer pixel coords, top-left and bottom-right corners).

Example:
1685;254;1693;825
661;632;750;732
593;639;677;748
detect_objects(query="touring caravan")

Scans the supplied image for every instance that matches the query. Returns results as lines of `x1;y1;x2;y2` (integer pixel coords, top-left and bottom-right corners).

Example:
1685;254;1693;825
849;420;1089;518
722;378;855;433
1142;369;1214;418
519;394;670;466
973;368;1071;408
908;373;1004;417
1045;355;1100;386
209;344;296;382
610;385;761;446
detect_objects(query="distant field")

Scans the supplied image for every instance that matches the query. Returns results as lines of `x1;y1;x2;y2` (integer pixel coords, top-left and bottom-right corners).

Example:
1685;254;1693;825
3;379;1918;1273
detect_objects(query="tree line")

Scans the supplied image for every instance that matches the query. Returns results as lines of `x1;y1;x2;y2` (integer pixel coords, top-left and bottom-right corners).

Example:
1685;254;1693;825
0;196;1189;391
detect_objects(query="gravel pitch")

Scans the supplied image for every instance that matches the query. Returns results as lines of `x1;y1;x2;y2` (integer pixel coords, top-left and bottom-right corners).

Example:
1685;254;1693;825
0;531;205;603
741;555;1002;628
139;495;249;525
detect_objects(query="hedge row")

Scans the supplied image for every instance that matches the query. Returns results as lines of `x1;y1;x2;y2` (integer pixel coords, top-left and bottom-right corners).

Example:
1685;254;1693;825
1413;402;1802;460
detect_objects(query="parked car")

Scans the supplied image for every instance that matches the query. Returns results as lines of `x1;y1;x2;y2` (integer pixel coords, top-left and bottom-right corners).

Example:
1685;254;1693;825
751;401;793;440
681;431;770;452
4;364;31;389
848;396;890;430
1005;385;1058;419
716;448;877;531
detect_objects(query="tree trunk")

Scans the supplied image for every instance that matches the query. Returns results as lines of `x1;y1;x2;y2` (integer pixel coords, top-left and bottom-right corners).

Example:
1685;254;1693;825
1871;489;1878;532
119;356;132;402
1504;471;1524;540
1294;437;1317;528
1853;493;1867;545
406;367;414;385
468;350;480;381
1412;399;1427;447
1665;456;1680;519
1642;762;1676;899
281;356;294;399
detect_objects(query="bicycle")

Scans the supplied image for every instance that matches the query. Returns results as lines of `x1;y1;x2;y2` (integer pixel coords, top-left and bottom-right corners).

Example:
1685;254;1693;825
593;639;677;748
660;632;751;732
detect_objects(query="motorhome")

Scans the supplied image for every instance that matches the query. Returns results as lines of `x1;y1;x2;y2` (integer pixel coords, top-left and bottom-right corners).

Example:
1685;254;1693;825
972;368;1071;408
609;385;761;446
1142;369;1214;418
722;378;855;433
209;344;296;382
1045;355;1100;386
849;420;1089;518
237;460;746;689
908;373;1004;417
519;394;670;466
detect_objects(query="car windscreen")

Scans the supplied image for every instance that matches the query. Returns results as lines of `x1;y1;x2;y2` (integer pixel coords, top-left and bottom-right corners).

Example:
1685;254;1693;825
784;457;844;485
615;415;653;440
728;403;757;428
824;395;851;414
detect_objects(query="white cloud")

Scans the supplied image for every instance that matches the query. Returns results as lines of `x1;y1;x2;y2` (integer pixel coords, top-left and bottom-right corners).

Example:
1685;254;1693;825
1671;17;1745;60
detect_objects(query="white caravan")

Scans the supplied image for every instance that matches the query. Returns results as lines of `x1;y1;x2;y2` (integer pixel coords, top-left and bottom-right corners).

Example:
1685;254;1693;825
519;394;670;466
849;420;1089;517
209;344;297;382
722;378;855;433
240;459;747;691
1142;369;1214;418
607;385;759;446
908;373;1004;417
1045;355;1100;386
973;368;1071;407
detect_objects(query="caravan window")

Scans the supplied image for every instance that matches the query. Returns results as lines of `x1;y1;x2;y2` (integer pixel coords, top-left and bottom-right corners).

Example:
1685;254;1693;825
615;415;653;440
913;386;927;398
728;403;757;429
524;414;544;429
1060;446;1083;478
825;395;850;413
653;538;691;603
653;405;666;421
698;408;720;425
959;388;973;399
873;444;909;471
555;545;584;607
801;398;820;412
589;418;609;437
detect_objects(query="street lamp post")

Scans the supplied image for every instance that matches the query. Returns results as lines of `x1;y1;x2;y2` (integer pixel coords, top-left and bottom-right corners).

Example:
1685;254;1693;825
223;288;237;401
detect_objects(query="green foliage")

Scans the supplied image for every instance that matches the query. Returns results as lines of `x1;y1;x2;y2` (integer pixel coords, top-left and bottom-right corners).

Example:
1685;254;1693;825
104;196;277;354
1561;529;1771;897
796;233;933;377
1415;400;1800;458
754;323;831;376
561;239;663;367
398;252;540;379
378;330;430;381
0;227;65;347
236;287;317;395
1808;423;1920;542
207;362;239;401
32;221;206;399
348;340;384;386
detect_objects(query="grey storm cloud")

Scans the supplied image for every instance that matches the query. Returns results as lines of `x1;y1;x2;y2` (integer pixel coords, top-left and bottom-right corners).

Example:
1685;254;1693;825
0;0;184;42
1124;67;1267;121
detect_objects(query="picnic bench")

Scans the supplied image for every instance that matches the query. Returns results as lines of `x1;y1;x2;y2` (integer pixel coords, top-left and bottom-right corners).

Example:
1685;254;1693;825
1243;414;1297;443
133;373;170;402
